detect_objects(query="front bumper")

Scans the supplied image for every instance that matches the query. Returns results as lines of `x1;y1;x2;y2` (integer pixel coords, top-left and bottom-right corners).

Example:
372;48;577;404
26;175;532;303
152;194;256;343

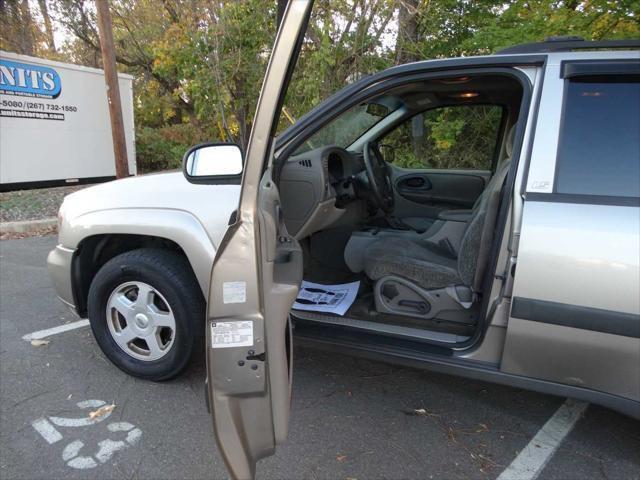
46;244;77;313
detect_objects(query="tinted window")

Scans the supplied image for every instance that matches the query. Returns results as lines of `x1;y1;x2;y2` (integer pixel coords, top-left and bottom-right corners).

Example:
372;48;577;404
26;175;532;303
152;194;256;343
382;105;503;170
556;78;640;197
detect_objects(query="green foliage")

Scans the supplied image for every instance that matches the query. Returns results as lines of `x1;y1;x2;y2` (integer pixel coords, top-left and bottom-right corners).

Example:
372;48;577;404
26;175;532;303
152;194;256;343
385;105;503;170
9;0;638;172
463;0;640;53
136;124;210;173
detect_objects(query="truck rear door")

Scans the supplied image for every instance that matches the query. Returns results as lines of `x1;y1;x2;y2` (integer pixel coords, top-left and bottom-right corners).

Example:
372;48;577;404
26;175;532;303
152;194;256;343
502;56;640;413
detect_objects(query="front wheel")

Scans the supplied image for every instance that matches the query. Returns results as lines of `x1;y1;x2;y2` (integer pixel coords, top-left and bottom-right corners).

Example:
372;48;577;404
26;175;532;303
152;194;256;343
87;248;205;381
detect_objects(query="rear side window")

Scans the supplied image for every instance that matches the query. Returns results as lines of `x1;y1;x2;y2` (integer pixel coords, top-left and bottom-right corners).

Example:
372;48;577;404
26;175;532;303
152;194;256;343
555;77;640;198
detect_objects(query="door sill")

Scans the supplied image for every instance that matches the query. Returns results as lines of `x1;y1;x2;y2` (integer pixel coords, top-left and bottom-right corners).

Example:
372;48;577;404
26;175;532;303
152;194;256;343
291;309;471;344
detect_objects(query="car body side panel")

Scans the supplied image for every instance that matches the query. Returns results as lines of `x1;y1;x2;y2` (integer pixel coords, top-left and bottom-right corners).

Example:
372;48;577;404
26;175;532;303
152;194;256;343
503;318;639;400
47;244;75;307
60;208;218;296
502;197;640;401
510;202;639;313
59;171;240;252
502;53;640;403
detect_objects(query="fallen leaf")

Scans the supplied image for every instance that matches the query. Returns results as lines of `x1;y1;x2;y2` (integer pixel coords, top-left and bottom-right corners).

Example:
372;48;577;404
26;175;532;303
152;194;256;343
405;407;439;417
30;339;50;347
336;454;347;462
89;404;116;419
476;423;489;433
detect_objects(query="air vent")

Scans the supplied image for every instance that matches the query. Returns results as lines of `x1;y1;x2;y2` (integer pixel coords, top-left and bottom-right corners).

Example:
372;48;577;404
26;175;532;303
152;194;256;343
298;159;312;168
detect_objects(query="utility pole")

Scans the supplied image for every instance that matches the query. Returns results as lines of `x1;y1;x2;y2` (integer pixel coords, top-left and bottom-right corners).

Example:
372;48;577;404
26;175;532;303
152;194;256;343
96;0;129;178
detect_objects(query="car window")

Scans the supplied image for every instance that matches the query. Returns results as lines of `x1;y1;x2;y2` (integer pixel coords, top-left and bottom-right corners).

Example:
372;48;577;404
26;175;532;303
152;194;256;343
292;102;396;155
555;77;640;198
381;105;503;170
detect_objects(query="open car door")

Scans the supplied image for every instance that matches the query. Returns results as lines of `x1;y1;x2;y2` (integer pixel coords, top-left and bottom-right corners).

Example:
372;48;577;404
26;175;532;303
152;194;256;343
204;1;311;479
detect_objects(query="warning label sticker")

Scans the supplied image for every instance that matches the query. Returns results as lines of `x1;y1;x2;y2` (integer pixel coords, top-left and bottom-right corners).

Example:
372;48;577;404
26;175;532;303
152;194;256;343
211;321;253;349
223;281;246;304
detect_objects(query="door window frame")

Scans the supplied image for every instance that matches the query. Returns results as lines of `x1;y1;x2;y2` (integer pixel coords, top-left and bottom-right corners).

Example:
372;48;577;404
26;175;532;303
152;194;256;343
275;65;538;181
524;56;640;207
276;64;537;352
374;103;508;173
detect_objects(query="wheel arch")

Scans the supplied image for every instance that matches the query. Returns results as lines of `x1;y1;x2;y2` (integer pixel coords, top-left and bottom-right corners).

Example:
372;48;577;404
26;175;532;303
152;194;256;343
64;209;217;317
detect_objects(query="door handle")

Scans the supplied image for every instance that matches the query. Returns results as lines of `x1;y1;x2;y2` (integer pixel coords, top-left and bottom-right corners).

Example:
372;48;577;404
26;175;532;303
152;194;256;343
406;177;425;188
398;176;432;190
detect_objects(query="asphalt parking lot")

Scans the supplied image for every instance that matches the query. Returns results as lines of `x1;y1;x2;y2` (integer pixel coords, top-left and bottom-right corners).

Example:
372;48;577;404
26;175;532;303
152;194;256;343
1;235;639;480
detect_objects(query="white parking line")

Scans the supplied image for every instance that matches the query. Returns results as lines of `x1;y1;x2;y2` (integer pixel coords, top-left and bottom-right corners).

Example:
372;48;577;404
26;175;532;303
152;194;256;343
22;319;90;341
497;399;588;480
31;417;63;444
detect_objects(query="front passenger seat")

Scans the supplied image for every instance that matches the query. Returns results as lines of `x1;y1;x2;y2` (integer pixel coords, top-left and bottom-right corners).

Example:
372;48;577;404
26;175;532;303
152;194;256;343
362;126;516;321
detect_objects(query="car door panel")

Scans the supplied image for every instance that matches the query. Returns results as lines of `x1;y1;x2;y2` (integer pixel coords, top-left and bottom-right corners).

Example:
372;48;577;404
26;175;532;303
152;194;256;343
501;61;640;405
257;171;302;443
391;165;490;219
501;200;640;401
205;1;311;479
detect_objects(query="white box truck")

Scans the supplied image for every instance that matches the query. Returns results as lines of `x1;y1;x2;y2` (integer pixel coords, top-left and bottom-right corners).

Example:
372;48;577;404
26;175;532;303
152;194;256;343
0;51;136;191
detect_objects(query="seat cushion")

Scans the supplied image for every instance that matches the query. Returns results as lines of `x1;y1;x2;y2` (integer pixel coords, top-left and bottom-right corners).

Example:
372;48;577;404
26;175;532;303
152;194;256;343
363;237;461;290
400;216;435;232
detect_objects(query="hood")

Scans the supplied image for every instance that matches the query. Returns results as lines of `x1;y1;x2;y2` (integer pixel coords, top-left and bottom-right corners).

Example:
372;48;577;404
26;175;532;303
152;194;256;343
61;171;241;244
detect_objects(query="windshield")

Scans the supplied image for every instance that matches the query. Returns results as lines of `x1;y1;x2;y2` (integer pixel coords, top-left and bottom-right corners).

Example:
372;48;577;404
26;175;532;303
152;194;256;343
293;102;395;154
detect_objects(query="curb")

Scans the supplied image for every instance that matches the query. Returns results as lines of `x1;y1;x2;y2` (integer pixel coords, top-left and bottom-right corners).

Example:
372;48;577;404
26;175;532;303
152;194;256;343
0;218;57;234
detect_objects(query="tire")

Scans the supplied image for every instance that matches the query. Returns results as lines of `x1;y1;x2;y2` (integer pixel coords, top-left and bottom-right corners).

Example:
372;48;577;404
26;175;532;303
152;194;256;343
87;248;205;381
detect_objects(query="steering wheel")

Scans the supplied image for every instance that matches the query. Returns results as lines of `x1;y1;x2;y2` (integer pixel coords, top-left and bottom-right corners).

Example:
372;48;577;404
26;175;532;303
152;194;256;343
363;141;395;213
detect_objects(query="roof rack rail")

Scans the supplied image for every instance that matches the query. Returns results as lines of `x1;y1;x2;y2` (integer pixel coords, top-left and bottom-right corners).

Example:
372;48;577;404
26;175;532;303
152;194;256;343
496;36;640;55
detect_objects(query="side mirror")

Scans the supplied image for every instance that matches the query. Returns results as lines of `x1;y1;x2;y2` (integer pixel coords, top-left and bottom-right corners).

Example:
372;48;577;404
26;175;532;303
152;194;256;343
183;143;243;184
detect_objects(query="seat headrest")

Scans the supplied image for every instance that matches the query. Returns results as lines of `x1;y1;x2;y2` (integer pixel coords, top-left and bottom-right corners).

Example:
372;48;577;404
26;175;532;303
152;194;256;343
505;124;517;159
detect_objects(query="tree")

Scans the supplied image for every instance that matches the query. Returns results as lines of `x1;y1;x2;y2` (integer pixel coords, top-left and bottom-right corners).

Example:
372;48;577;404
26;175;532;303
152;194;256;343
0;0;40;56
5;0;637;172
395;0;419;63
37;0;57;53
463;0;640;53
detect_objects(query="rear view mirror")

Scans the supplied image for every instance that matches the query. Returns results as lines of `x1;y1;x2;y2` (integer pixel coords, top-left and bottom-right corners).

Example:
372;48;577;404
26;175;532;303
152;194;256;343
183;143;243;184
366;102;390;118
378;143;395;163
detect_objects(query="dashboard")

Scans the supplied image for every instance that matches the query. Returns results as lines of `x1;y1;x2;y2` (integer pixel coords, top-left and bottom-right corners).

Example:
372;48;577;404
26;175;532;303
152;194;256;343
279;146;362;239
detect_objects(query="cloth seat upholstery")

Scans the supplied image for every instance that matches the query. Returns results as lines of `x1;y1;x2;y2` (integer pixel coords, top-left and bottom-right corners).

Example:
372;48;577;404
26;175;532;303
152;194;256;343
363;125;516;292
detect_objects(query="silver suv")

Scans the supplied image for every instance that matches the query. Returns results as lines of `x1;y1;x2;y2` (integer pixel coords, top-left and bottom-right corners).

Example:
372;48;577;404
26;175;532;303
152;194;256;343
48;2;639;477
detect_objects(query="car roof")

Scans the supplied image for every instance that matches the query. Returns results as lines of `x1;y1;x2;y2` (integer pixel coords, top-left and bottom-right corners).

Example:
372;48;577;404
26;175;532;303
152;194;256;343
494;37;640;54
275;41;639;150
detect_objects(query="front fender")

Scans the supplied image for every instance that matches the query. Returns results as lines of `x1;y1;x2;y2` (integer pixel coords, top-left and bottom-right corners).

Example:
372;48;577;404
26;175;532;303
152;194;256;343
61;208;218;295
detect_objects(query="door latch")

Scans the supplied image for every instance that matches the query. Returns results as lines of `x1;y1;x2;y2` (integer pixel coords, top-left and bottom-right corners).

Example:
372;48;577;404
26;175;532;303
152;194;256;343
246;350;266;362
